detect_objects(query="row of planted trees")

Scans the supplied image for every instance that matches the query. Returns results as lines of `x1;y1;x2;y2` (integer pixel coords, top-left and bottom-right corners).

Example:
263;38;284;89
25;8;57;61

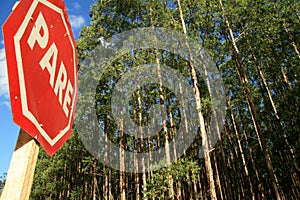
30;0;299;199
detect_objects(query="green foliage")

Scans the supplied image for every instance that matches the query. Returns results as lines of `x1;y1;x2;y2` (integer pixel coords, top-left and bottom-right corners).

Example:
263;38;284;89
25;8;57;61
30;132;97;200
143;158;201;199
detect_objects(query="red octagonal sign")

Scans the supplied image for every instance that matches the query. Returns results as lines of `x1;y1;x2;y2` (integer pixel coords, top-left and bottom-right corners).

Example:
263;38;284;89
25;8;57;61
2;0;78;156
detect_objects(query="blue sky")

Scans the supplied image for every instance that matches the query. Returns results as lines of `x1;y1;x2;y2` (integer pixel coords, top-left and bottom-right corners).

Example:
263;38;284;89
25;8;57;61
0;0;95;176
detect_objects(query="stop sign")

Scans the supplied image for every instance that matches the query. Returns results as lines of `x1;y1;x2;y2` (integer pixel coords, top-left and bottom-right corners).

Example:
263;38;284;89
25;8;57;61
2;0;78;156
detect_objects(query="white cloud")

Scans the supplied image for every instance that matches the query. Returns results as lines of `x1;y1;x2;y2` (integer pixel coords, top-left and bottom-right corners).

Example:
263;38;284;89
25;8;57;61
0;48;9;98
0;100;10;109
69;15;85;29
74;2;81;10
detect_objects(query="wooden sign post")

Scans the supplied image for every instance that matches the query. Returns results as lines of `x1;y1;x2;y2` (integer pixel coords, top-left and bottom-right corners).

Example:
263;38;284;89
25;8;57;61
0;129;39;200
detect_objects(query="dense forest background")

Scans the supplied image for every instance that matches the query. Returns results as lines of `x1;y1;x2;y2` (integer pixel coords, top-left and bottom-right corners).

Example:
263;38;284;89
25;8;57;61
29;0;299;199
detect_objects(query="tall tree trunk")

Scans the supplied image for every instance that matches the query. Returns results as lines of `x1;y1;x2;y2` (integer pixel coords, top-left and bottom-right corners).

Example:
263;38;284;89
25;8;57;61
224;124;244;198
155;51;175;199
132;107;141;200
247;39;299;172
282;22;300;58
235;102;266;199
213;153;224;200
108;169;112;200
219;1;281;199
227;97;255;199
167;97;182;199
137;86;147;199
148;2;175;197
92;160;98;200
176;0;217;198
103;121;109;200
119;81;126;200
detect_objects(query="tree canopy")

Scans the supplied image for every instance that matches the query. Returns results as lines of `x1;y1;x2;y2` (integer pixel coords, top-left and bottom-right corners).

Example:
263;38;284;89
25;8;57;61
30;0;299;199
